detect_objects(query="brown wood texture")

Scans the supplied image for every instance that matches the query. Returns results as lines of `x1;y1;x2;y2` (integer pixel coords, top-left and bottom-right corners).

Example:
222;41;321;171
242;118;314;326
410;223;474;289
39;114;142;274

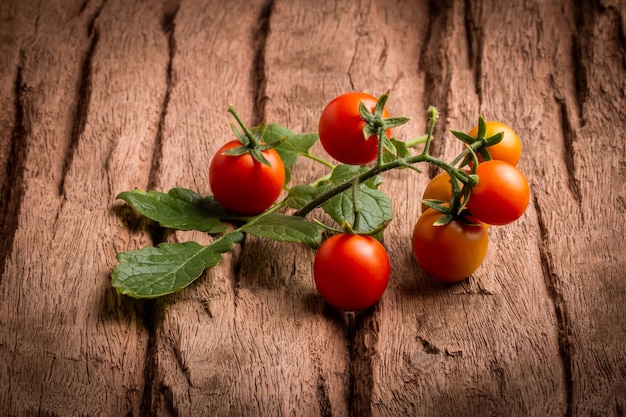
1;0;625;416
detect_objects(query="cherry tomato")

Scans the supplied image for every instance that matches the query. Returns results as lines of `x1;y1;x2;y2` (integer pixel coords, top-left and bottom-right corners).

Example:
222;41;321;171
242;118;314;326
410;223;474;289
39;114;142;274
468;121;521;166
421;171;453;212
318;92;391;165
412;208;489;282
466;160;530;225
314;234;390;311
209;140;285;216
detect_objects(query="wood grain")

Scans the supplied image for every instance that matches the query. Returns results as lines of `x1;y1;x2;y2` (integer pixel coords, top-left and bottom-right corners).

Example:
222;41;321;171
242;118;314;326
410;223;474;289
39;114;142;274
0;0;624;416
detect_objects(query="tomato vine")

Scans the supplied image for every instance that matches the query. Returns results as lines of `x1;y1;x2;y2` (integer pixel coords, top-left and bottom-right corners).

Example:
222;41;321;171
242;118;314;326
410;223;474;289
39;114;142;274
112;92;529;306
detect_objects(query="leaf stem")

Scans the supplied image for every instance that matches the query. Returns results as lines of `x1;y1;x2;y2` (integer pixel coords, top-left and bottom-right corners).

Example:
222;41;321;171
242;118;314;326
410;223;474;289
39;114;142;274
352;176;361;231
302;152;336;169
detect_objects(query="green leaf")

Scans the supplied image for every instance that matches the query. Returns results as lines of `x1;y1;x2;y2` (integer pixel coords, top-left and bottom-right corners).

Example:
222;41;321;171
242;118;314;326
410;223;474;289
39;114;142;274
285;184;329;210
274;132;318;170
322;184;393;234
390;138;411;158
260;123;319;185
116;188;227;233
329;164;370;183
261;123;293;144
242;213;324;248
112;232;243;298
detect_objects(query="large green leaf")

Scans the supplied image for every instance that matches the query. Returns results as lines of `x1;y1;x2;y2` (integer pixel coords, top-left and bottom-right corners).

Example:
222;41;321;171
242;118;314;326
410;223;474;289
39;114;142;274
116;188;227;233
273;132;319;170
242;213;324;248
261;123;319;184
112;232;243;298
322;185;393;233
285;184;330;210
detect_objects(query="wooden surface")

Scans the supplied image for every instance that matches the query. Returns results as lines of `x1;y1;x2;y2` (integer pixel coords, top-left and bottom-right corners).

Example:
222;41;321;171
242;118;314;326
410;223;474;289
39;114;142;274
1;0;625;416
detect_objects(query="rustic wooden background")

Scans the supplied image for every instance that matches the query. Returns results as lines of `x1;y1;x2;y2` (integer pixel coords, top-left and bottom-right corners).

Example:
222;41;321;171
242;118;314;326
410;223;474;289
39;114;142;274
1;0;625;416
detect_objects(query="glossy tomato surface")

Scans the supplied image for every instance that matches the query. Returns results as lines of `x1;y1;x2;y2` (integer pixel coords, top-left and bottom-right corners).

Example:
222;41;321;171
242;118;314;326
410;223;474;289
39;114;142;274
466;160;530;225
412;208;489;282
468;121;522;166
421;171;454;212
314;234;390;311
318;92;390;165
209;140;285;216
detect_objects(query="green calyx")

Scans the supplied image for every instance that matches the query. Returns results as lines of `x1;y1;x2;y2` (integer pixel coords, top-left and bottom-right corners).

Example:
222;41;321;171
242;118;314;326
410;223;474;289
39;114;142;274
223;105;285;167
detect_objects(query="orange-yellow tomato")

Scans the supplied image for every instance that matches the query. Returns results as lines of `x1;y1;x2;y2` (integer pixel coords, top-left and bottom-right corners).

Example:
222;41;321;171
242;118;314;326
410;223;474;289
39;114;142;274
468;121;521;166
412;208;489;282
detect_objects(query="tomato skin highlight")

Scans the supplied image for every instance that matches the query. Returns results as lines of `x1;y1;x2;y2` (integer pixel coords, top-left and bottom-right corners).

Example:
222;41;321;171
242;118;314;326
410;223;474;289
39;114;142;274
313;234;390;311
468;121;522;166
318;92;391;165
421;171;454;213
412;208;489;283
466;160;530;226
209;140;285;216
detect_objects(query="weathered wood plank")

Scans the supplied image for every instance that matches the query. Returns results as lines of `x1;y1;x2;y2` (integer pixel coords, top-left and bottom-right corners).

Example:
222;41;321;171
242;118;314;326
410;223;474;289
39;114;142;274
0;0;170;414
143;1;350;416
0;0;624;416
322;1;567;416
534;0;626;415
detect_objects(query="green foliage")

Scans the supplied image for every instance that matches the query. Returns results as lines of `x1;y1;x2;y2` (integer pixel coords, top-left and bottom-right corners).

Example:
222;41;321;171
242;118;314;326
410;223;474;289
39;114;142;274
112;233;243;298
116;188;227;233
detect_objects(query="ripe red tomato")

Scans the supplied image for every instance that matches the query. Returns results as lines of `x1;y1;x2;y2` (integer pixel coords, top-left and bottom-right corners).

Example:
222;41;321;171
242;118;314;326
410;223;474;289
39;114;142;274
318;92;391;165
412;208;489;282
421;171;453;212
209;140;285;216
313;234;390;311
468;121;521;166
466;160;530;225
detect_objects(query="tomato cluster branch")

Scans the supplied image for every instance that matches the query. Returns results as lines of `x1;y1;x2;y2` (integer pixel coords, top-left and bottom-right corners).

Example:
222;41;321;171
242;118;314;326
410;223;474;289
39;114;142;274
111;92;513;299
294;100;487;224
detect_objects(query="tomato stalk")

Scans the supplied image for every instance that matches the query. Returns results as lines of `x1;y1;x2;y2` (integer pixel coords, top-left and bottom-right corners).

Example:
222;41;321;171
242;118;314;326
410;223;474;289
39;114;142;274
224;106;282;167
294;101;487;224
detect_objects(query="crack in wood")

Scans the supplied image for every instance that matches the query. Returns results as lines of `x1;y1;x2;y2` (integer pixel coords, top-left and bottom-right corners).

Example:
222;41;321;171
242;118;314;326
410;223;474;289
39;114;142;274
148;3;179;190
463;0;483;103
316;369;333;417
418;0;454;162
0;59;27;284
348;310;378;417
251;0;275;123
571;0;593;124
533;196;574;417
58;7;101;197
555;97;584;221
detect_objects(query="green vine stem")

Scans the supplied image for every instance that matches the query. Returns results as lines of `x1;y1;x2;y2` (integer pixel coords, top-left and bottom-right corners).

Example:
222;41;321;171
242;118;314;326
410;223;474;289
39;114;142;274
294;105;481;220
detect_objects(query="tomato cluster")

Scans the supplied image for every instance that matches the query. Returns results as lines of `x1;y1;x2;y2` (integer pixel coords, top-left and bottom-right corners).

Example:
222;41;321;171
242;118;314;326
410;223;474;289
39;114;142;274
412;121;529;282
208;94;530;311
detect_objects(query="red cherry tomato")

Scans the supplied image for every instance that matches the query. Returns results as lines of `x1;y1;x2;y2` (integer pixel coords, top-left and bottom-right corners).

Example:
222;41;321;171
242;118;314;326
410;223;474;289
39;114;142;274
468;121;522;166
209;140;285;216
314;234;390;311
318;92;391;165
466;160;530;225
412;208;489;282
